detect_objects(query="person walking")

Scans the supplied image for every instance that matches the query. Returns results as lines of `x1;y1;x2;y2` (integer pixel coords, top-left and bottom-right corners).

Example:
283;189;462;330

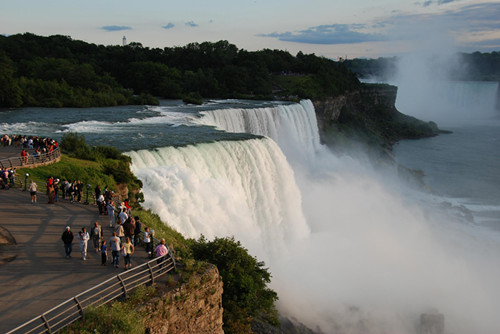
61;226;74;259
79;227;90;261
109;232;121;268
28;180;37;203
90;221;102;252
122;237;134;270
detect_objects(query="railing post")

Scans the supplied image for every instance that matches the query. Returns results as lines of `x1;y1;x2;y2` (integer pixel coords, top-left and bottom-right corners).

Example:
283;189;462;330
41;314;51;333
74;296;84;316
117;274;128;299
147;261;155;285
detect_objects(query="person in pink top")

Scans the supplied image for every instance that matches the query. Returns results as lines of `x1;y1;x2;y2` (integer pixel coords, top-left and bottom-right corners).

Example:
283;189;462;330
155;238;169;273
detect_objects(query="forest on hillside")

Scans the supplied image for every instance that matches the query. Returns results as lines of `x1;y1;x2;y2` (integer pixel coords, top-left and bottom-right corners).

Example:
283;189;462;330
344;51;500;81
0;33;361;108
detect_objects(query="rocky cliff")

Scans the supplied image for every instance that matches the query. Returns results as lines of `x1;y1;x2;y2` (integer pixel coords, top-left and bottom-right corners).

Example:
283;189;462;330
313;83;441;151
140;264;224;334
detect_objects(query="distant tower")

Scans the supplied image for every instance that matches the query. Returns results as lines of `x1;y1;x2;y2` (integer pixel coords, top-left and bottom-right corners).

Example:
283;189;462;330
122;36;127;46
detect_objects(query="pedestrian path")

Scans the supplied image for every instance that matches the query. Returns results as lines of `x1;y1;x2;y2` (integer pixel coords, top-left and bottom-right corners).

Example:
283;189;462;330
0;187;150;333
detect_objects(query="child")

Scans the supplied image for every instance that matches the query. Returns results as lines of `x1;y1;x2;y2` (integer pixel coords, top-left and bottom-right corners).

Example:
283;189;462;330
101;240;107;265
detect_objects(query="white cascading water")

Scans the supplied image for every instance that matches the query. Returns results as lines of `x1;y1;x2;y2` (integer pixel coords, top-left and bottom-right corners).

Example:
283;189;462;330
128;138;309;259
194;99;322;162
129;100;500;333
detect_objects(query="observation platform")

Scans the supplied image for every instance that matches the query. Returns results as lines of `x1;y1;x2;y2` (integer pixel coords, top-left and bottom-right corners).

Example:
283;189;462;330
0;150;152;333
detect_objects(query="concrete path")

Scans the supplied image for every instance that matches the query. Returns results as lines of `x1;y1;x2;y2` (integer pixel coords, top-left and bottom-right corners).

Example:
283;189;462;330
0;186;150;333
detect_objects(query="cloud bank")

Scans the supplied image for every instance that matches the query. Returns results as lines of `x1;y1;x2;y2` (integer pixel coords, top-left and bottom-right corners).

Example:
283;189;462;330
259;2;500;51
185;21;199;27
259;24;386;45
101;25;132;32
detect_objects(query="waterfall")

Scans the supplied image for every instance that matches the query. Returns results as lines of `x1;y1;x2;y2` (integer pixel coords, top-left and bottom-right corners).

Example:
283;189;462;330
128;138;309;259
128;99;500;334
194;99;322;160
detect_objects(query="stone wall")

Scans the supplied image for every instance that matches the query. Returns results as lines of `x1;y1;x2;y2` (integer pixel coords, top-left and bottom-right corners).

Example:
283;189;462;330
140;264;224;334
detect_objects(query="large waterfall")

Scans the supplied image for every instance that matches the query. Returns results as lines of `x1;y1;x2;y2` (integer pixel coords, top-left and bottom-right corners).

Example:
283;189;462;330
129;100;500;334
128;138;309;259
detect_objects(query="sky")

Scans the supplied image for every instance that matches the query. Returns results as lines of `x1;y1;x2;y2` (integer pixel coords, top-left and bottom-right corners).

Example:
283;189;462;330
1;0;500;59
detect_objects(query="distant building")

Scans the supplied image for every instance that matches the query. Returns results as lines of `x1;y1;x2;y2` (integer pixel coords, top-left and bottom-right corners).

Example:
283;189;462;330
122;36;127;46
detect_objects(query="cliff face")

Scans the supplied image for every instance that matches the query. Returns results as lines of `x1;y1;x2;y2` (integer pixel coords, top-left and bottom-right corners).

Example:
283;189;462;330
313;83;439;150
140;264;224;334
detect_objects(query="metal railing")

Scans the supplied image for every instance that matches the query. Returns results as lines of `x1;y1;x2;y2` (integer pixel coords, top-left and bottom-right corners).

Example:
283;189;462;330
6;253;176;334
0;148;61;169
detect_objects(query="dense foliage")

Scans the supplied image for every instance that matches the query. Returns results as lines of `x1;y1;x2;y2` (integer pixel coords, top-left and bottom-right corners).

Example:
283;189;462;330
344;51;500;81
0;33;361;108
190;236;278;334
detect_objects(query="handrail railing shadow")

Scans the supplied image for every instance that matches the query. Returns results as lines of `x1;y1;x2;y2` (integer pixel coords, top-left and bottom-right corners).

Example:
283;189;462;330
6;253;175;334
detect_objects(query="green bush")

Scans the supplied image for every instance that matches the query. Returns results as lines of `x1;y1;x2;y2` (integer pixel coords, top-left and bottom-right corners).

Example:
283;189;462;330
189;236;278;333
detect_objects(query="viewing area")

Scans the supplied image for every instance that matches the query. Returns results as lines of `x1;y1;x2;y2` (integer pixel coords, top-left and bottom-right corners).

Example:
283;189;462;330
0;145;176;333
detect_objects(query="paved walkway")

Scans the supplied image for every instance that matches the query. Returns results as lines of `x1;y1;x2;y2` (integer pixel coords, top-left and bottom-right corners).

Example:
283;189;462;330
0;181;150;333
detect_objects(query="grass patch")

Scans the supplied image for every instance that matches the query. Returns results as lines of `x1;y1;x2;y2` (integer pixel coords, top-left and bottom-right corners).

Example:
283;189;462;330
18;155;118;190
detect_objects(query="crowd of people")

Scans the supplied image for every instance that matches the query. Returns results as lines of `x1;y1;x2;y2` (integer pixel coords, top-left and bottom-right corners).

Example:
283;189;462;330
1;134;58;152
0;134;59;190
58;184;168;271
1;134;170;271
0;167;16;189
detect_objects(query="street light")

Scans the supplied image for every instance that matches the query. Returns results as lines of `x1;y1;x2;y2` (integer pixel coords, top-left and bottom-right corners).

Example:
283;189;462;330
84;184;91;204
24;173;29;191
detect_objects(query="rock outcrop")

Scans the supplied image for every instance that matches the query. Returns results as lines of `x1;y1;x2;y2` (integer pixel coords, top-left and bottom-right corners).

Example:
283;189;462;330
140;264;224;334
313;83;441;151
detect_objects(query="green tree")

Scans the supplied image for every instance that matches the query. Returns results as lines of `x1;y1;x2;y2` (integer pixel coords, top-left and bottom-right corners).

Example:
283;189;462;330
0;53;22;107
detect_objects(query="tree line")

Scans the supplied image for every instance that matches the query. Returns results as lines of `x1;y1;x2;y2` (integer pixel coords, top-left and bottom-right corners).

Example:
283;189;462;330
0;33;361;108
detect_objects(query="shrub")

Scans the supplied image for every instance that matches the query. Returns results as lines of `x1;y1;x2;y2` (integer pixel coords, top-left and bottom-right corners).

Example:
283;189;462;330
189;236;278;333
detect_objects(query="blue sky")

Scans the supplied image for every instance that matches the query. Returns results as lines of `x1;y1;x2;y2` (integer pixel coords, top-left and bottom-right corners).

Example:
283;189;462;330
1;0;499;58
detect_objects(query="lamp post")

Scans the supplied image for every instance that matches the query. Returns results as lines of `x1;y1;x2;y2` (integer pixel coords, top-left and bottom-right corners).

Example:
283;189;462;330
24;173;29;191
84;184;91;205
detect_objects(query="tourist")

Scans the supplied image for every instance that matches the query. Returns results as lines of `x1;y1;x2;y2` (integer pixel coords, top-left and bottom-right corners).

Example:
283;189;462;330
155;238;169;272
101;240;107;266
28;180;37;203
79;227;89;261
122;237;134;270
90;221;102;252
61;226;74;259
53;179;59;202
20;149;27;164
115;222;125;244
97;193;105;214
123;216;135;244
118;208;128;225
133;216;142;246
109;232;121;268
144;227;154;259
106;200;115;227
